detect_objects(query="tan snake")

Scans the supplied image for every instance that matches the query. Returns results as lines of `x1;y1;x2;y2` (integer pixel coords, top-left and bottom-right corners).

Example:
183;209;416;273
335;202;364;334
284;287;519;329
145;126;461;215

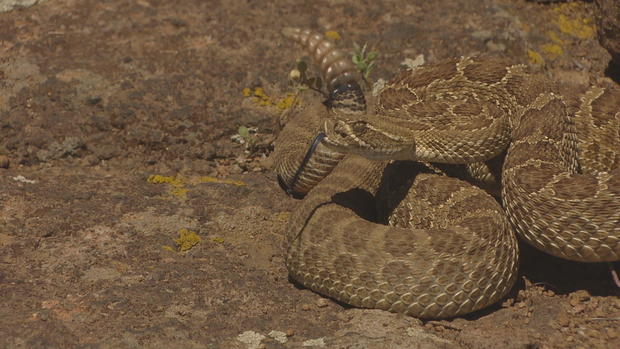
271;28;620;318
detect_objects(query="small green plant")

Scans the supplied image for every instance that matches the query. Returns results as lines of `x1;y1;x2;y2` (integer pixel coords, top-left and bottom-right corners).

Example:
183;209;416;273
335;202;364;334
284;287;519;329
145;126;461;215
238;125;250;139
352;42;378;80
236;125;257;151
288;36;378;94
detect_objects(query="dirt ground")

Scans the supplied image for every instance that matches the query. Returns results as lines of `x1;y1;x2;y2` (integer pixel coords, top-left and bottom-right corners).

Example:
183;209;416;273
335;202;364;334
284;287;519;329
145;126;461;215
0;0;619;348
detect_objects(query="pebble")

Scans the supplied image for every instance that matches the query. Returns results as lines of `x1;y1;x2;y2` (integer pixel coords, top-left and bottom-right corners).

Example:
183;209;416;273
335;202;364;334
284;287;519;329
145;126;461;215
569;290;590;306
471;30;493;40
585;328;600;338
555;312;570;327
502;298;515;307
201;143;216;160
486;41;506;52
315;298;329;308
0;155;9;168
229;164;244;174
592;307;605;318
571;303;586;314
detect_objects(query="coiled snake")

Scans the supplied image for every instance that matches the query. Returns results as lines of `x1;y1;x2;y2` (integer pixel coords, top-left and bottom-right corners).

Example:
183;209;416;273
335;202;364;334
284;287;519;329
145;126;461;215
271;28;620;318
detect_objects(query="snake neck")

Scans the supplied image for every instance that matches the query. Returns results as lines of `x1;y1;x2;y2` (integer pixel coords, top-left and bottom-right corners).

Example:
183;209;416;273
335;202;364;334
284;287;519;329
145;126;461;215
326;81;367;114
275;28;370;198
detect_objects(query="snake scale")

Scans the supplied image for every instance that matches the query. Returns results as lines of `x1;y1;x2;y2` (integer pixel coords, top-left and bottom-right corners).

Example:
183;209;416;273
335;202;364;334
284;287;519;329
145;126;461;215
271;28;620;318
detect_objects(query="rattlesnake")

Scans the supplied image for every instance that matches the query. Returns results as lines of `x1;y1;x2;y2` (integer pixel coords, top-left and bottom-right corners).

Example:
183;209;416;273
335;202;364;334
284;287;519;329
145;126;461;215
271;28;620;318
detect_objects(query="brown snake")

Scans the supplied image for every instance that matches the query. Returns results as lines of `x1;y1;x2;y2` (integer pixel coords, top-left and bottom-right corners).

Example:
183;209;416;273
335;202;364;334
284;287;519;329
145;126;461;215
271;28;620;318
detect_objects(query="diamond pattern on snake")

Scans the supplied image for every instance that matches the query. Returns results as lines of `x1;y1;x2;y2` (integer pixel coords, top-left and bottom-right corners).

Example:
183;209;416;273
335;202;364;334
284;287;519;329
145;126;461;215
271;28;620;319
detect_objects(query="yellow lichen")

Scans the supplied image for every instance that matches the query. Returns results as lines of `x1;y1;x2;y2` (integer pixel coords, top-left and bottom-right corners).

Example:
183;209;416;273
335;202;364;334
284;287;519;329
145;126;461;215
212;237;225;244
175;228;201;252
148;174;246;199
170;187;189;197
527;50;545;65
196;176;246;186
546;30;565;45
527;2;595;63
540;43;563;59
549;2;595;40
556;14;595;39
148;174;175;185
275;93;296;110
325;31;341;40
148;174;187;198
162;245;176;252
243;87;297;110
275;212;290;222
252;87;271;106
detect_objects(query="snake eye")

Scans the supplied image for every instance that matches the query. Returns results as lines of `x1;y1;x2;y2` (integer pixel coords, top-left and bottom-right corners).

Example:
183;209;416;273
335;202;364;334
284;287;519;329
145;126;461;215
332;120;348;136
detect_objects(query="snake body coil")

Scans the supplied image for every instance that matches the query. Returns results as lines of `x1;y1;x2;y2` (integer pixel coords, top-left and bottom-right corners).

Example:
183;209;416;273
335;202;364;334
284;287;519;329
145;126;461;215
272;28;619;319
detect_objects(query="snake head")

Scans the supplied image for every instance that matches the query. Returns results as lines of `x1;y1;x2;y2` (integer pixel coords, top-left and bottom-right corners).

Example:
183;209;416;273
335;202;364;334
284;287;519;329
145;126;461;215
322;116;417;160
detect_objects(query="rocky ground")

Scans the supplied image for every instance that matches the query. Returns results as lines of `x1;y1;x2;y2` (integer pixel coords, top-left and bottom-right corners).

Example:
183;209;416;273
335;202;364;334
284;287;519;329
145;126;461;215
0;0;619;348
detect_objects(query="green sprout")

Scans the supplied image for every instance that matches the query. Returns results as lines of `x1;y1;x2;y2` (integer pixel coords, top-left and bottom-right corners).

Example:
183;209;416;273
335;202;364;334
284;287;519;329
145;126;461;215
352;42;378;80
237;125;257;151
